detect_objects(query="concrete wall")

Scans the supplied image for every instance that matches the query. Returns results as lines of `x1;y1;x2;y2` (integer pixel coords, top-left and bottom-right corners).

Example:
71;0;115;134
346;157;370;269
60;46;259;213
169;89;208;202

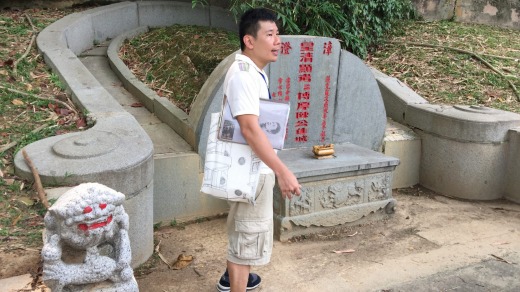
413;0;520;29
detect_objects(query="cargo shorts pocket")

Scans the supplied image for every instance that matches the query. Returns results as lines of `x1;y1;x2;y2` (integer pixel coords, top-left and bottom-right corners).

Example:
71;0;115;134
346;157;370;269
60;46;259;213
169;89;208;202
233;219;270;260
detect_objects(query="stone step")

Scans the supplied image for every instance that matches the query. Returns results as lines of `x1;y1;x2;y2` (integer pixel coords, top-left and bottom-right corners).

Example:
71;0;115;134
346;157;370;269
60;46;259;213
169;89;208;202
383;118;421;188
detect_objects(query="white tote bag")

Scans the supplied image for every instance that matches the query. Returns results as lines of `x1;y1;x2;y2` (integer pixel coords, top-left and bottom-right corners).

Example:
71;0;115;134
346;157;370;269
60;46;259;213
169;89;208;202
200;112;261;204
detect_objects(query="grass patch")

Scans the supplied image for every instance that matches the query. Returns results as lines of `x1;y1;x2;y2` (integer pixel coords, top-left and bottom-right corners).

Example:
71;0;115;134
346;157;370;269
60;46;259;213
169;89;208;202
123;21;519;115
0;7;87;249
367;20;520;112
120;24;239;113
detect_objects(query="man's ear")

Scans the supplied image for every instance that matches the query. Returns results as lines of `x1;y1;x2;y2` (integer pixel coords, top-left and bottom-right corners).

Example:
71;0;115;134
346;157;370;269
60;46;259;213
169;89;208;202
243;35;254;50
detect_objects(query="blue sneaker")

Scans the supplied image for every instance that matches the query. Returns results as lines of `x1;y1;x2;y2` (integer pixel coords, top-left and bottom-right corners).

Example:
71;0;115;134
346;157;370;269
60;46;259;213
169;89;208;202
216;270;262;291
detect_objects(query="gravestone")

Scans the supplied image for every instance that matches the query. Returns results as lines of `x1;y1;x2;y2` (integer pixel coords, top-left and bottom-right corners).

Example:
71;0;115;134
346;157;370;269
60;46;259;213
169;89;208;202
267;36;399;241
42;183;138;292
268;36;387;151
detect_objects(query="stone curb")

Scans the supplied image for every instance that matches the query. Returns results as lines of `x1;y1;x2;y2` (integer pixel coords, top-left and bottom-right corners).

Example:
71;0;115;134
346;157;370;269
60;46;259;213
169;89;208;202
107;28;196;148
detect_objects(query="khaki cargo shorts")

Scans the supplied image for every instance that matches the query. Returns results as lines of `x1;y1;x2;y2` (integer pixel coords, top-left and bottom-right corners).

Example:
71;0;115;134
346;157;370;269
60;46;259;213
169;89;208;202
227;173;275;266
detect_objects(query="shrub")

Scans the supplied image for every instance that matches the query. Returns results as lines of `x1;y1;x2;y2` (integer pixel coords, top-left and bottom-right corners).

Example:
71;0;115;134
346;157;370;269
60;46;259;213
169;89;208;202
192;0;418;58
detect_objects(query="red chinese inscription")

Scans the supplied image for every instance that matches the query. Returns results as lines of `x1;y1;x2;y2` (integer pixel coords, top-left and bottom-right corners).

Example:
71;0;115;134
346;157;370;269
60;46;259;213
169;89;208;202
281;42;292;55
320;75;331;142
323;41;333;55
294;41;315;143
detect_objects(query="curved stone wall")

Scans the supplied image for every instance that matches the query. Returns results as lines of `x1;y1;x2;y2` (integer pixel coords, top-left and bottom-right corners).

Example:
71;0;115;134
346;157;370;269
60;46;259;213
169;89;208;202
374;69;520;201
13;1;236;267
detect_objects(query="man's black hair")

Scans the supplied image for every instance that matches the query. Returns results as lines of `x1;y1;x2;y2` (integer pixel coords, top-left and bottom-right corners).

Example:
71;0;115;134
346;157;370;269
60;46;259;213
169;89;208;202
239;8;278;51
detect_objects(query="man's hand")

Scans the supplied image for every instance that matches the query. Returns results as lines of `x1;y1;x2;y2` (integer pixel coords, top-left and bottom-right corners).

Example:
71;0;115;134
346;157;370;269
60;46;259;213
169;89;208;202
275;167;301;200
237;114;301;200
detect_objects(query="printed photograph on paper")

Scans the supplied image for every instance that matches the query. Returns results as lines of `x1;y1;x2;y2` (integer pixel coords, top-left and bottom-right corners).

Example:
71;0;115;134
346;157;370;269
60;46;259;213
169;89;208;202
219;99;290;150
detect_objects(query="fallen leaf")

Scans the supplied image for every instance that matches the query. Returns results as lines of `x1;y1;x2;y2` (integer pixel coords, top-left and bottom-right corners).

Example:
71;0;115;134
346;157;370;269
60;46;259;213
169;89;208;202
76;118;87;129
171;254;194;270
12;99;24;106
194;34;200;39
0;69;8;76
4;178;15;185
48;111;59;121
332;249;355;254
11;213;22;226
154;240;174;269
55;129;69;135
25;83;33;91
131;102;144;107
58;108;71;116
17;197;35;206
3;59;14;67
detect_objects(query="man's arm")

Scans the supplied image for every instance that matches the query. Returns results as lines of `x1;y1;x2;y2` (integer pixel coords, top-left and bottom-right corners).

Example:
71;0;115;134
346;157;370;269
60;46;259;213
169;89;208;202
236;114;300;199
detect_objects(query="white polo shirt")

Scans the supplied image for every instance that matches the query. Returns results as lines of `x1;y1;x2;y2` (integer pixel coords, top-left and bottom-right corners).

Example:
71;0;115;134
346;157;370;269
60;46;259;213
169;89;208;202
223;53;273;174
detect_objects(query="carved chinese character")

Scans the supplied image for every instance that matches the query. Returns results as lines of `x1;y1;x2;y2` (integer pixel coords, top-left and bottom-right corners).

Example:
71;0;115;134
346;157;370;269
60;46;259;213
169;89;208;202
323;41;333;55
281;42;292;55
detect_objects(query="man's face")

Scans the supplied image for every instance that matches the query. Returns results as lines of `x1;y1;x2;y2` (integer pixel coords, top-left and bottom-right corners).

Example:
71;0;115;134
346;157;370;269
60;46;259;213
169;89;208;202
246;20;280;68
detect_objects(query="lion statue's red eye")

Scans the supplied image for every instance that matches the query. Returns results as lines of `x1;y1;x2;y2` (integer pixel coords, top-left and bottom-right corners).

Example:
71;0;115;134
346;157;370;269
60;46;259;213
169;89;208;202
83;206;93;214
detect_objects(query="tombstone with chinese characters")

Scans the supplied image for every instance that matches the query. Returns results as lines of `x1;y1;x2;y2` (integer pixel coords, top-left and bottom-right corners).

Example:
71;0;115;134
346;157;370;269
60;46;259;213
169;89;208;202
193;36;399;241
268;36;399;240
41;183;138;292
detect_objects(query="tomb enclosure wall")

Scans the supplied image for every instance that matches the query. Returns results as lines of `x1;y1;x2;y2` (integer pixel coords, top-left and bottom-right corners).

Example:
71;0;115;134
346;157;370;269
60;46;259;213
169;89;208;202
14;1;236;266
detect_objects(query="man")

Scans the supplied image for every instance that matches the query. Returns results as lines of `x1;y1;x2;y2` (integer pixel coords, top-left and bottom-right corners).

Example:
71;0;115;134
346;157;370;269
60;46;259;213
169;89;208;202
217;7;301;292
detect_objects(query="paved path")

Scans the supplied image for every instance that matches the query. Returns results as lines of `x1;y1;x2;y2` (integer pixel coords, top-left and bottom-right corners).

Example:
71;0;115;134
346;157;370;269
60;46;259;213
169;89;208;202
79;42;193;156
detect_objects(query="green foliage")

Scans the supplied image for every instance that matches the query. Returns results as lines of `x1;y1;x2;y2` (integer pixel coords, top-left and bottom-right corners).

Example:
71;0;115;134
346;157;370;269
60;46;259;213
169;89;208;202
192;0;418;58
50;73;65;90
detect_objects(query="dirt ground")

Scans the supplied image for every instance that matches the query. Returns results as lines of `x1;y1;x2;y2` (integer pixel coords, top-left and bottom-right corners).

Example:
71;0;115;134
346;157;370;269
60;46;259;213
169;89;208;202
136;186;520;291
1;186;520;291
